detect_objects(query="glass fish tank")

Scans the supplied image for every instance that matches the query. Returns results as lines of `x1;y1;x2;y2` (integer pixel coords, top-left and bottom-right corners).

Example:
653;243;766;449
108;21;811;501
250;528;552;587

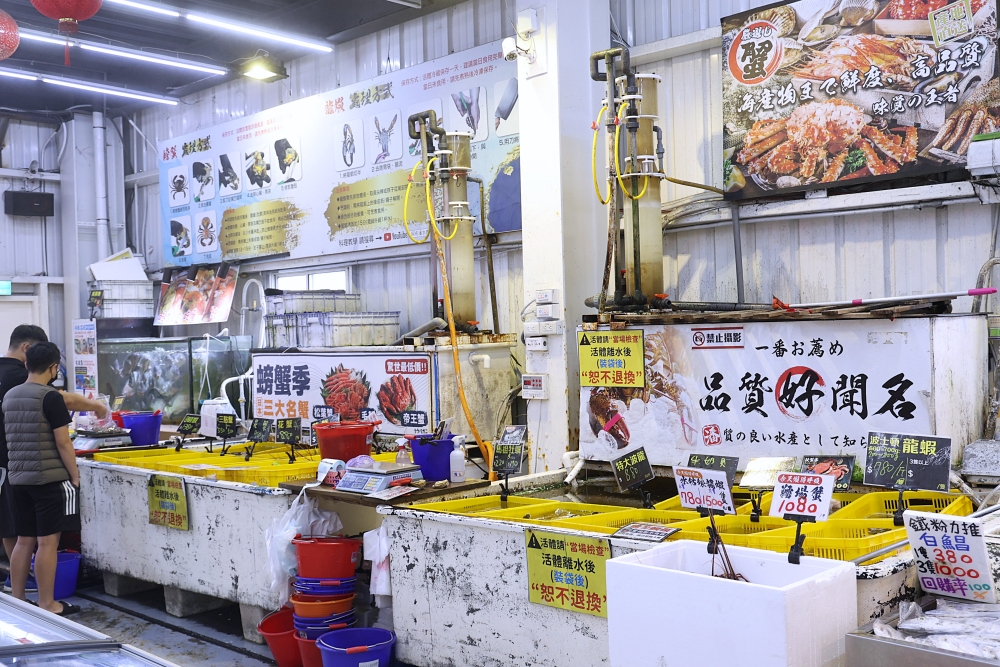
97;336;251;424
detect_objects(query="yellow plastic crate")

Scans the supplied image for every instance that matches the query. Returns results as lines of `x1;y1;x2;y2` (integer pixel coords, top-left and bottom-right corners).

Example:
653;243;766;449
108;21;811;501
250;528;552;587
228;462;318;487
747;519;907;562
478;502;630;526
666;515;795;546
91;447;175;463
830;491;972;520
553;509;702;535
410;496;559;516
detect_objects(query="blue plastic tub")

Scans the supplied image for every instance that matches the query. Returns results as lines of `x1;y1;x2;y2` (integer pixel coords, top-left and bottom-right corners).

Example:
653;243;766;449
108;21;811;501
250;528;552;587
294;576;356;597
295;618;356;640
31;552;80;600
293;610;356;628
317;628;395;667
121;412;163;446
410;434;454;482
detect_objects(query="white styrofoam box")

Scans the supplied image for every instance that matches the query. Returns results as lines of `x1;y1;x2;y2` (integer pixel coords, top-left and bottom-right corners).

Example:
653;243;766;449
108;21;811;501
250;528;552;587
93;280;155;301
98;300;155;319
607;540;857;667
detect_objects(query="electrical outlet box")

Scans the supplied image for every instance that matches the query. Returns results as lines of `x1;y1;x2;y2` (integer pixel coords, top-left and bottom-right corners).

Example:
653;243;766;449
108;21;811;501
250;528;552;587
522;373;548;400
523;321;541;336
539;320;564;335
525;337;548;351
536;304;560;320
536;288;560;305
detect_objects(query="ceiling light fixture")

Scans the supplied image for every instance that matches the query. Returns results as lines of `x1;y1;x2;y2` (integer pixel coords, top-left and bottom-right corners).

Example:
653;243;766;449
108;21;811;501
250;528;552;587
185;13;332;52
41;76;178;104
0;68;39;80
385;0;423;7
18;32;65;45
79;44;227;74
240;55;287;82
102;0;181;18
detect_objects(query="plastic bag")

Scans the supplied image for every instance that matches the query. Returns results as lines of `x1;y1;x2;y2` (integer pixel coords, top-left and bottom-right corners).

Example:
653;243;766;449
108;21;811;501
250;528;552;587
266;484;344;607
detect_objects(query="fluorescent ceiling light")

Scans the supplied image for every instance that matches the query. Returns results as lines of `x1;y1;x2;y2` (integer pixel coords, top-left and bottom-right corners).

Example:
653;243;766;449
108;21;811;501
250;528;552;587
186;13;333;52
102;0;181;18
386;0;423;6
18;32;66;46
0;69;39;81
240;55;287;81
79;44;227;75
41;77;177;105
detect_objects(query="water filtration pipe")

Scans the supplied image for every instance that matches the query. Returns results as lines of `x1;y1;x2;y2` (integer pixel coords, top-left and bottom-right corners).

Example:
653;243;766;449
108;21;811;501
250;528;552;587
93;112;112;257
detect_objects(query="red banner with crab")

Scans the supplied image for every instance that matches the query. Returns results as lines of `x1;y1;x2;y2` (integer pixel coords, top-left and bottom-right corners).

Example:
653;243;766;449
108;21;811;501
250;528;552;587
722;0;997;199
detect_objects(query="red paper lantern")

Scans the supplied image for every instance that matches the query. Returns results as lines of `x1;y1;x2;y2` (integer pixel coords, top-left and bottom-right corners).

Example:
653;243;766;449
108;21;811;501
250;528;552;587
29;0;102;35
0;10;18;61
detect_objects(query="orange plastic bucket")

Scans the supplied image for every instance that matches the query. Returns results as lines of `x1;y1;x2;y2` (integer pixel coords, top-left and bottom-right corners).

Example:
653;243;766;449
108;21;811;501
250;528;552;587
258;608;303;667
296;634;325;667
290;593;355;618
292;536;362;579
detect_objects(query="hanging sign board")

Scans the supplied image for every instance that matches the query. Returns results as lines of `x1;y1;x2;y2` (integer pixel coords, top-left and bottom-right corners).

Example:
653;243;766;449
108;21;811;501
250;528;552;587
801;455;855;492
248;418;273;443
157;41;520;268
720;0;999;200
276;418;301;445
687;454;739;487
578;330;644;388
864;431;951;491
611;446;654;491
148;475;189;530
768;472;837;521
492;425;526;474
87;290;104;309
905;510;996;603
215;414;238;440
673;467;737;514
177;414;201;436
525;529;610;617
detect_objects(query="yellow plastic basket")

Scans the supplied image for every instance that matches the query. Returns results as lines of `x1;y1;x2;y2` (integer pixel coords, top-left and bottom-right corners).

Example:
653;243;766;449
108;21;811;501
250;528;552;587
228;462;319;487
830;491;972;520
666;515;795;546
747;519;907;561
410;496;558;516
553;509;702;535
91;447;175;463
478;502;630;526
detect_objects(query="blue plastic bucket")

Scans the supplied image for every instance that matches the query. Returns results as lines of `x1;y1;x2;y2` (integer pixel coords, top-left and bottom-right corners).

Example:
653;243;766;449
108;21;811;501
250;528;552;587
294;577;356;597
32;552;80;600
121;412;163;446
410;434;454;482
295;618;356;640
317;628;395;667
294;610;356;628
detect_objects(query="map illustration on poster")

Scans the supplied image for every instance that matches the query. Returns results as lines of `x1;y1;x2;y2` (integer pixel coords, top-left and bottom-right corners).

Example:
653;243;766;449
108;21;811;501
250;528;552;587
159;42;520;267
722;0;998;199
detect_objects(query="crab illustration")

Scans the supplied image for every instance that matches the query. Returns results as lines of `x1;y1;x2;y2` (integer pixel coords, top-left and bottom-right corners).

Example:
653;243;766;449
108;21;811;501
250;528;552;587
170;174;188;201
374;115;397;164
198;216;215;247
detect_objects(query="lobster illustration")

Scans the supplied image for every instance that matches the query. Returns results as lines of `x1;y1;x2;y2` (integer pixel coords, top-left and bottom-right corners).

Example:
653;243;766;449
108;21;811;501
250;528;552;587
588;387;630;449
374;114;398;164
342;124;356;167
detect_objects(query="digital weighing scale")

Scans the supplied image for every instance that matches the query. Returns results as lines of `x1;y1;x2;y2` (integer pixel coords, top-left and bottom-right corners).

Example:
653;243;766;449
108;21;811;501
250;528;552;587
335;462;423;494
73;429;132;451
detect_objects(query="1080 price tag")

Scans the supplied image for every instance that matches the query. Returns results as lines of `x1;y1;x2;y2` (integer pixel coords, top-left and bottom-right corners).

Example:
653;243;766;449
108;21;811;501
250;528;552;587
769;472;836;522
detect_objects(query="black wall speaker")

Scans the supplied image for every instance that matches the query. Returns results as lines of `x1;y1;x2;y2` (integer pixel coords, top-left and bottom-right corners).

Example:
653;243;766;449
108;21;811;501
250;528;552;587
3;191;55;217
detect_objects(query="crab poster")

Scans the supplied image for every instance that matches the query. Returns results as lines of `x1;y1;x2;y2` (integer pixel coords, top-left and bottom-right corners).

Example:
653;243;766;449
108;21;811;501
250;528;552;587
579;319;939;470
251;351;433;436
158;41;520;268
722;0;998;199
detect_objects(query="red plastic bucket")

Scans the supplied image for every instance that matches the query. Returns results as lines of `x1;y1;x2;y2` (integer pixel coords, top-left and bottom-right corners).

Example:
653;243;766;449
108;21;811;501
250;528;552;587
297;635;325;667
258;609;303;667
314;421;380;461
292;536;362;579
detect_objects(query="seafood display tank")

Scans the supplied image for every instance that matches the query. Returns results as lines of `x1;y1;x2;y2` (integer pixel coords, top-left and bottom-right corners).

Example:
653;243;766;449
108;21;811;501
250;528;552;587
96;336;252;424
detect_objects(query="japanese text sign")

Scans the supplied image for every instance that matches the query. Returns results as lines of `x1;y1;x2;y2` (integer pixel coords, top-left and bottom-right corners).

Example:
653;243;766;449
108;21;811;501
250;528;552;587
802;456;855;492
611;523;679;542
148;475;189;530
276;418;301;445
769;472;836;521
611;446;654;491
492;425;526;474
578;330;645;388
111;396;124;412
740;457;797;490
674;467;737;514
178;414;201;436
248;418;273;443
721;1;997;201
905;510;995;603
526;530;609;617
215;413;237;440
687;454;740;487
87;290;103;309
864;431;951;491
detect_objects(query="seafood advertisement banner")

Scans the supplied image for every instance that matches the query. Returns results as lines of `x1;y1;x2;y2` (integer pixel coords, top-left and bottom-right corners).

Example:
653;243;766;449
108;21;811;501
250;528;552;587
153;264;239;326
252;351;433;435
158;41;520;268
71;319;98;400
721;0;998;199
579;319;936;469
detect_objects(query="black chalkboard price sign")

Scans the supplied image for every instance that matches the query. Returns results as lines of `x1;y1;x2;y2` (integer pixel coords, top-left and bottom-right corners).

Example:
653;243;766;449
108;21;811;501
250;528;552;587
612;446;655;492
215;413;238;440
248;418;273;443
864;431;951;491
492;425;527;474
276;418;301;445
178;414;201;436
87;289;104;309
687;454;739;487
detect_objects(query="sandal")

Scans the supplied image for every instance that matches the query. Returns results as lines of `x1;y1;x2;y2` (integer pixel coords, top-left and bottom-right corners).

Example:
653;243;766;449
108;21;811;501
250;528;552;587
53;602;80;616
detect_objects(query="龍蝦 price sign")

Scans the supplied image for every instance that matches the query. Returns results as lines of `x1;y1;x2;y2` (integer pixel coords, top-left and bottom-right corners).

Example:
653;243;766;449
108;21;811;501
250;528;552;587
526;529;610;617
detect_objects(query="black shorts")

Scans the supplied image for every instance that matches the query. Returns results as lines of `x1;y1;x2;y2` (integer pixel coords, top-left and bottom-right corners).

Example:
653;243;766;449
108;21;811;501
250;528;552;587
12;481;80;537
0;470;16;540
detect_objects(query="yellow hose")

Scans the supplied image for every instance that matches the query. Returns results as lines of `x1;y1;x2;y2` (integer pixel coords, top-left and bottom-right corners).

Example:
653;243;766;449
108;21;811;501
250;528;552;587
614;104;649;199
592;106;610;205
424;157;459;242
403;160;431;244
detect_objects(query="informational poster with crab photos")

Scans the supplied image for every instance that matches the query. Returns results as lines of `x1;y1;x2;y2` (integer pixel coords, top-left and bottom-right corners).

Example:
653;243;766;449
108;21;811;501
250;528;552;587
158;41;519;268
72;319;98;400
251;351;433;436
905;510;997;603
579;318;938;469
721;0;998;200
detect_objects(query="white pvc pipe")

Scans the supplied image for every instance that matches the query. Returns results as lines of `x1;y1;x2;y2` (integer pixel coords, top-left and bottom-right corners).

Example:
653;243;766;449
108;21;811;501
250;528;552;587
564;458;585;485
93;112;111;258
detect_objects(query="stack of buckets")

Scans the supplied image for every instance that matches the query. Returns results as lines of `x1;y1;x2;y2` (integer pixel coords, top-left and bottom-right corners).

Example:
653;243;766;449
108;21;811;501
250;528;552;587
258;535;396;667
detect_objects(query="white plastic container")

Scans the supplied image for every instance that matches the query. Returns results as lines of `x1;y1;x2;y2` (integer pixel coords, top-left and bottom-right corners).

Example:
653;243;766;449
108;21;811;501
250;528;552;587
99;299;156;318
606;540;857;667
93;280;155;301
449;436;466;483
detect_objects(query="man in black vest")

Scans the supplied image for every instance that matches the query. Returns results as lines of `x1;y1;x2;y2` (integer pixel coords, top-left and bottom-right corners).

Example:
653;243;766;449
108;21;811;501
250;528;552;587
3;342;82;615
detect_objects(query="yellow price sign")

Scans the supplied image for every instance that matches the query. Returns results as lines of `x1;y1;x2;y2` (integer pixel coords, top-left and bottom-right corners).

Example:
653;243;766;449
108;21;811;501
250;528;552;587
525;529;610;617
578;330;644;387
147;474;189;530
